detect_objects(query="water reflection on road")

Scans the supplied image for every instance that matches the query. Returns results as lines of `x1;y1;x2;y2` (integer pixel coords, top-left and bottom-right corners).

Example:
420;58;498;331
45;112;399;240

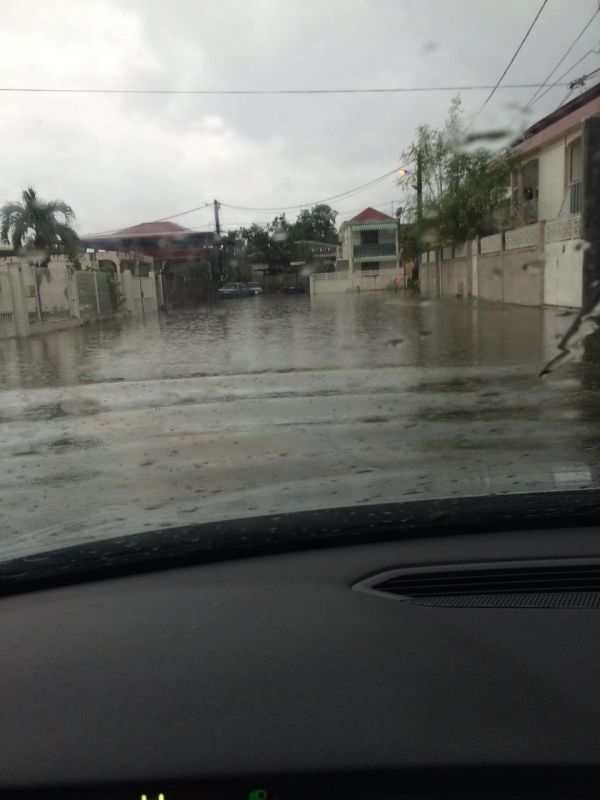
0;292;598;558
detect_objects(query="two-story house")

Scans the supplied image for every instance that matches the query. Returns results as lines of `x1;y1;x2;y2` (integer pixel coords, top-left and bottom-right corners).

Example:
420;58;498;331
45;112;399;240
337;207;400;273
309;207;404;295
420;82;600;309
510;81;600;227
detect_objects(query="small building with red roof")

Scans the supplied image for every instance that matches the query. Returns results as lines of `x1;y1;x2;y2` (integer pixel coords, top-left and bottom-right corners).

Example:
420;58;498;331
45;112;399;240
81;220;215;265
337;206;401;274
81;220;217;308
309;205;405;295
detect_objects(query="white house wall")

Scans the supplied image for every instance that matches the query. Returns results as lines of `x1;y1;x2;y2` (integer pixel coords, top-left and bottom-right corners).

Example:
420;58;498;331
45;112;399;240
538;140;566;221
543;238;584;308
339;228;352;262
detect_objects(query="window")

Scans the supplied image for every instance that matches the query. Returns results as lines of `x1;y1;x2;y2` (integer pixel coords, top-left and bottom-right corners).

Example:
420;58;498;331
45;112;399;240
568;138;583;184
360;230;379;245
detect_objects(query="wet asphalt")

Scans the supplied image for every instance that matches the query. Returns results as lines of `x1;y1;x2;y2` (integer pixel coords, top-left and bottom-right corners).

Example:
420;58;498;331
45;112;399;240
1;291;599;559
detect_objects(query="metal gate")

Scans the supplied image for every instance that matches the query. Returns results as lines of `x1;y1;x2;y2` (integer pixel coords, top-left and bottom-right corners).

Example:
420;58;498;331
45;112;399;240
96;272;115;315
76;272;97;320
0;271;16;338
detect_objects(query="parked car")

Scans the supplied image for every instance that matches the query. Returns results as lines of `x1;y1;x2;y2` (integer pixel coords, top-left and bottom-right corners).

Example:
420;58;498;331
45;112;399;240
283;283;306;295
246;281;263;295
217;282;253;298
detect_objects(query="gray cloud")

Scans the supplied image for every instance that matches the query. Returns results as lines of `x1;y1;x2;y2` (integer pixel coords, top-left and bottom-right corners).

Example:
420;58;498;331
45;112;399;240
2;0;598;233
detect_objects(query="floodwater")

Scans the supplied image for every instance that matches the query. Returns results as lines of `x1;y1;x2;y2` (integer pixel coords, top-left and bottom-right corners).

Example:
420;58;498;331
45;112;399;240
1;291;600;560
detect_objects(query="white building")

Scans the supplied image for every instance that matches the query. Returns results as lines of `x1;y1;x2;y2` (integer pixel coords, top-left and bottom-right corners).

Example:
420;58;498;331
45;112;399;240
310;207;404;296
511;82;599;226
420;82;600;309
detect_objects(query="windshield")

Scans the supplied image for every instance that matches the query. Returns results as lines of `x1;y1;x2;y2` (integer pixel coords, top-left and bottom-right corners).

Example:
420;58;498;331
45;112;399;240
1;0;599;563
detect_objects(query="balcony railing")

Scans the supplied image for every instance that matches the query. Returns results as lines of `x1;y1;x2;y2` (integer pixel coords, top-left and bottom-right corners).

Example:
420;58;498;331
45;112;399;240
353;243;396;259
492;198;538;231
569;182;582;214
520;198;539;224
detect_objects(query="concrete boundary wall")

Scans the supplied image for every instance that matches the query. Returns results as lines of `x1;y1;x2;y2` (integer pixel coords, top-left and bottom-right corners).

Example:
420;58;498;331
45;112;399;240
420;217;583;309
0;253;161;338
310;268;404;296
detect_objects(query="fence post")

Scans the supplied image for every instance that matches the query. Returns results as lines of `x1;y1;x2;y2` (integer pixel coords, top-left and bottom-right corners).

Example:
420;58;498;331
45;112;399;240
8;265;31;338
93;271;101;318
471;239;479;299
121;270;134;312
466;240;472;297
537;220;546;255
155;271;164;310
32;269;42;323
70;268;81;320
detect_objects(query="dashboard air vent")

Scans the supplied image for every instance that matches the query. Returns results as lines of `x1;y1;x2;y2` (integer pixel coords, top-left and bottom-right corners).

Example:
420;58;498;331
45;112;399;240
354;558;600;608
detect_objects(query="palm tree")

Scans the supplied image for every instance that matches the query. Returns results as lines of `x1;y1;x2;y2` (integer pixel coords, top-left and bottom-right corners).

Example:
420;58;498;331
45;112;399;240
0;187;80;268
1;187;81;321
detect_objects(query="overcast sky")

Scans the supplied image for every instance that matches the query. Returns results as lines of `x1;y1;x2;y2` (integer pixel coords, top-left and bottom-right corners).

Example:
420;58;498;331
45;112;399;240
1;0;599;234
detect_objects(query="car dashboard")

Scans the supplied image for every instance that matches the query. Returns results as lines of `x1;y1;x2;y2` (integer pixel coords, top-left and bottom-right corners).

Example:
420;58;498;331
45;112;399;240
1;511;600;798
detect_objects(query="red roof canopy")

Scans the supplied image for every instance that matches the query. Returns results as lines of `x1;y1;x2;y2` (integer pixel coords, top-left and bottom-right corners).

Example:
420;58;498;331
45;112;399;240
349;207;395;223
115;221;191;236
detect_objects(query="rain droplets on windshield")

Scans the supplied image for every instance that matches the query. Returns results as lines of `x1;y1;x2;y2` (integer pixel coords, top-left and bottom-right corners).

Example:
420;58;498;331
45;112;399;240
0;0;599;561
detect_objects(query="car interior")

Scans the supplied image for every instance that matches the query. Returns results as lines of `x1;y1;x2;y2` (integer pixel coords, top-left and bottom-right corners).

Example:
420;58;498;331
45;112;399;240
1;492;599;800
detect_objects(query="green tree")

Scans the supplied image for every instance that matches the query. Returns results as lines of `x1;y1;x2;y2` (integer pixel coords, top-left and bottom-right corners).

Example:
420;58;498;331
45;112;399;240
398;98;516;244
432;149;515;241
0;187;80;267
222;231;250;282
240;205;339;273
291;204;338;243
239;223;272;263
240;214;295;268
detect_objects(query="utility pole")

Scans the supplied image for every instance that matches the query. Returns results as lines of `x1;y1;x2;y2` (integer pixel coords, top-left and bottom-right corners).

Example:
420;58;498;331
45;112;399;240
213;199;223;294
415;150;423;281
416;150;423;224
213;199;221;237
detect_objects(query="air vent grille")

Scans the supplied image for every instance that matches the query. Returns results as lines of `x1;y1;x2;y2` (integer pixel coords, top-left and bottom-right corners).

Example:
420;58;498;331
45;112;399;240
356;559;600;608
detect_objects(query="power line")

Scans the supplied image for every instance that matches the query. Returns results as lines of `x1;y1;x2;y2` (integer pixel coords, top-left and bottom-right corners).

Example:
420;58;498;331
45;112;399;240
83;169;401;237
527;5;600;106
482;0;548;109
529;48;598;108
84;203;212;236
219;167;400;212
156;202;211;222
466;0;548;131
530;46;600;105
219;200;401;226
554;65;600;107
0;82;572;96
580;65;600;81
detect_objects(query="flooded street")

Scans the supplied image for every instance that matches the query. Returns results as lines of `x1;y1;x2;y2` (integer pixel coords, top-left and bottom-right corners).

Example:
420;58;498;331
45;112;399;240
1;292;599;559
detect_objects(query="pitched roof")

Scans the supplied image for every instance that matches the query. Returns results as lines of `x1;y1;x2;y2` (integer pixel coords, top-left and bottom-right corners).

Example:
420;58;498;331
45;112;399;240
514;82;600;156
115;221;191;236
349;207;395;223
524;81;600;138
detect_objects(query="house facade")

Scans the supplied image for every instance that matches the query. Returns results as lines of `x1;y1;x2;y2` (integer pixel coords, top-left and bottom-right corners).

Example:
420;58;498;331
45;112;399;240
510;84;600;226
82;221;216;308
420;83;600;309
310;207;403;295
